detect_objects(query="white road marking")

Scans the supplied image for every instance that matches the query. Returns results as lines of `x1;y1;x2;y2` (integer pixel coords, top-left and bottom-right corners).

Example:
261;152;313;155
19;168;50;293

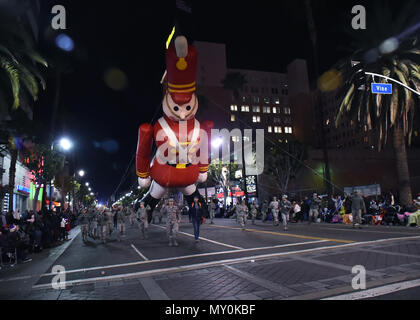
152;224;243;250
323;278;420;300
38;240;327;278
34;238;420;290
130;244;149;261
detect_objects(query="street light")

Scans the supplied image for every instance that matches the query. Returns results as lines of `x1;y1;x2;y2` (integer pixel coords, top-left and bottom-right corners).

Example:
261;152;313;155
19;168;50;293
78;170;85;177
85;182;89;187
88;188;92;191
212;137;223;148
59;137;73;151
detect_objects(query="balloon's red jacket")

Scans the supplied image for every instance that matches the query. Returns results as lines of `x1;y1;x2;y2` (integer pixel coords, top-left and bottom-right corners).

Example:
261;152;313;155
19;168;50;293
136;115;213;188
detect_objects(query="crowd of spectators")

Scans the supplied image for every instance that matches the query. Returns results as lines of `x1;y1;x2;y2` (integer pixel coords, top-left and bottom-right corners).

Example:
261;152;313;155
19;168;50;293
0;207;79;265
214;191;420;227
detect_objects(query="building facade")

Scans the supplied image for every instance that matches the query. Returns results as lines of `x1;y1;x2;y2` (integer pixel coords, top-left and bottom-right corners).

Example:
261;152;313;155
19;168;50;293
194;41;312;203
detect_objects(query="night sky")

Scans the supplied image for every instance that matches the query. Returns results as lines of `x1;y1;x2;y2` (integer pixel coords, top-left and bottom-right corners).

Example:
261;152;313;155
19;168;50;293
31;0;408;203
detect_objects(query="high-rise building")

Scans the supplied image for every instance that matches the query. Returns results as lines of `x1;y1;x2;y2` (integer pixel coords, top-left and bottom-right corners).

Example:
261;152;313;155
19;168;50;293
194;41;313;202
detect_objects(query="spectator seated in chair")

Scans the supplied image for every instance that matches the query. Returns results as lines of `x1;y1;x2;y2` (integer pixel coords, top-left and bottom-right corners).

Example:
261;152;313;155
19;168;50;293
7;225;31;263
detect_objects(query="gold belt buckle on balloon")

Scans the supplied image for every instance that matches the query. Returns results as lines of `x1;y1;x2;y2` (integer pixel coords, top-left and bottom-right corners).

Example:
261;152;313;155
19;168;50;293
176;164;187;169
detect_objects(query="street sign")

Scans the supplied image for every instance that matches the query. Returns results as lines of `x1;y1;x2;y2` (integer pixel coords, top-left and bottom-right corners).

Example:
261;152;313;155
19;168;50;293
371;83;392;94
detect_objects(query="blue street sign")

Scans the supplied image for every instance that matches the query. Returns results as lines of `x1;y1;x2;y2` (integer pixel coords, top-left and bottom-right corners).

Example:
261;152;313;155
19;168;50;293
371;83;393;94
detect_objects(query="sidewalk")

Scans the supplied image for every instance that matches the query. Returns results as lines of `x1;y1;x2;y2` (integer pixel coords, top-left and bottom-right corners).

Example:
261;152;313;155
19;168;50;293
0;227;80;299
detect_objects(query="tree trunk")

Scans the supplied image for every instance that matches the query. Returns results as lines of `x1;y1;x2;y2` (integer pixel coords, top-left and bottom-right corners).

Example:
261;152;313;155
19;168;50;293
41;182;47;211
392;125;413;206
8;148;18;213
33;185;40;212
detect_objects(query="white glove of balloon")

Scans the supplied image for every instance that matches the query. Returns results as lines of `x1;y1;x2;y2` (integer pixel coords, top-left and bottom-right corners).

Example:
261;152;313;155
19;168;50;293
197;172;207;183
138;177;151;188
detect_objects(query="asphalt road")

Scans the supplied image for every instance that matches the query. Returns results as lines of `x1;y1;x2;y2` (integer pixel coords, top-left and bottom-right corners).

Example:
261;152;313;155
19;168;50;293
1;217;420;300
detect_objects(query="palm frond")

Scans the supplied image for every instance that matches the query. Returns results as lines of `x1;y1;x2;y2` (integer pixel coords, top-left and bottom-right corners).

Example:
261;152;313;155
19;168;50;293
0;55;20;109
335;83;354;126
0;44;18;65
24;50;48;68
18;64;39;101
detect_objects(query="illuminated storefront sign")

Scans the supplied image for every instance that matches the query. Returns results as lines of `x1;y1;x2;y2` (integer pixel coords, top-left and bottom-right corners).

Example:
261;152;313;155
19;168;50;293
17;185;30;194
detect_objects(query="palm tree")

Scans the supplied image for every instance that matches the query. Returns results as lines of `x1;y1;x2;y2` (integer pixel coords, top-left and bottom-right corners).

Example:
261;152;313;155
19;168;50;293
0;13;47;212
335;1;420;205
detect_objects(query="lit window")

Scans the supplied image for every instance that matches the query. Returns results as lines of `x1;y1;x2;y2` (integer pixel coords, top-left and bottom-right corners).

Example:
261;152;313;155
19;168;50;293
274;97;280;104
232;136;240;142
230;105;238;111
252;116;261;123
252;106;260;113
274;126;282;133
268;126;272;133
231;114;236;122
241;105;250;112
285;127;293;134
264;97;270;104
242;96;247;102
273;107;278;114
284;107;291;115
263;107;271;113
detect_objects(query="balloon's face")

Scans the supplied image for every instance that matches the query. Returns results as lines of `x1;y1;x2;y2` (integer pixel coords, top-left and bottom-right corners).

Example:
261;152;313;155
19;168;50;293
163;93;198;121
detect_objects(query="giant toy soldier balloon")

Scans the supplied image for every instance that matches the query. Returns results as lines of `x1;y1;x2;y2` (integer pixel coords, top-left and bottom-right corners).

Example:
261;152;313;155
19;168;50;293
136;36;212;222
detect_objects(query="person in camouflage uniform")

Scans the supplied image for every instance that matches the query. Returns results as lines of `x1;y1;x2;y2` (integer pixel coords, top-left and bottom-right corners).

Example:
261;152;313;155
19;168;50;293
280;195;292;231
97;208;107;244
116;206;129;241
152;202;163;224
163;198;181;246
158;202;166;224
137;202;151;239
269;197;280;226
128;205;136;227
250;201;258;225
78;209;89;242
235;198;249;230
104;208;115;238
261;200;268;222
208;200;216;224
88;208;98;239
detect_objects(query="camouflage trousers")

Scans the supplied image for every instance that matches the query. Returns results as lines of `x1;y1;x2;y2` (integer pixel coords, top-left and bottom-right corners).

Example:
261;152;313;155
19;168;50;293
139;218;148;238
261;211;267;222
209;210;215;223
81;224;89;241
272;209;279;225
237;215;247;229
99;225;108;242
106;222;113;235
129;214;136;226
251;212;257;224
89;221;98;238
117;222;126;234
166;220;179;241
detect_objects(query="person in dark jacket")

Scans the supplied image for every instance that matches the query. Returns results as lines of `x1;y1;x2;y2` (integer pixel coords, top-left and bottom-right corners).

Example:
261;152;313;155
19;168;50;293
7;225;31;263
189;196;203;242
